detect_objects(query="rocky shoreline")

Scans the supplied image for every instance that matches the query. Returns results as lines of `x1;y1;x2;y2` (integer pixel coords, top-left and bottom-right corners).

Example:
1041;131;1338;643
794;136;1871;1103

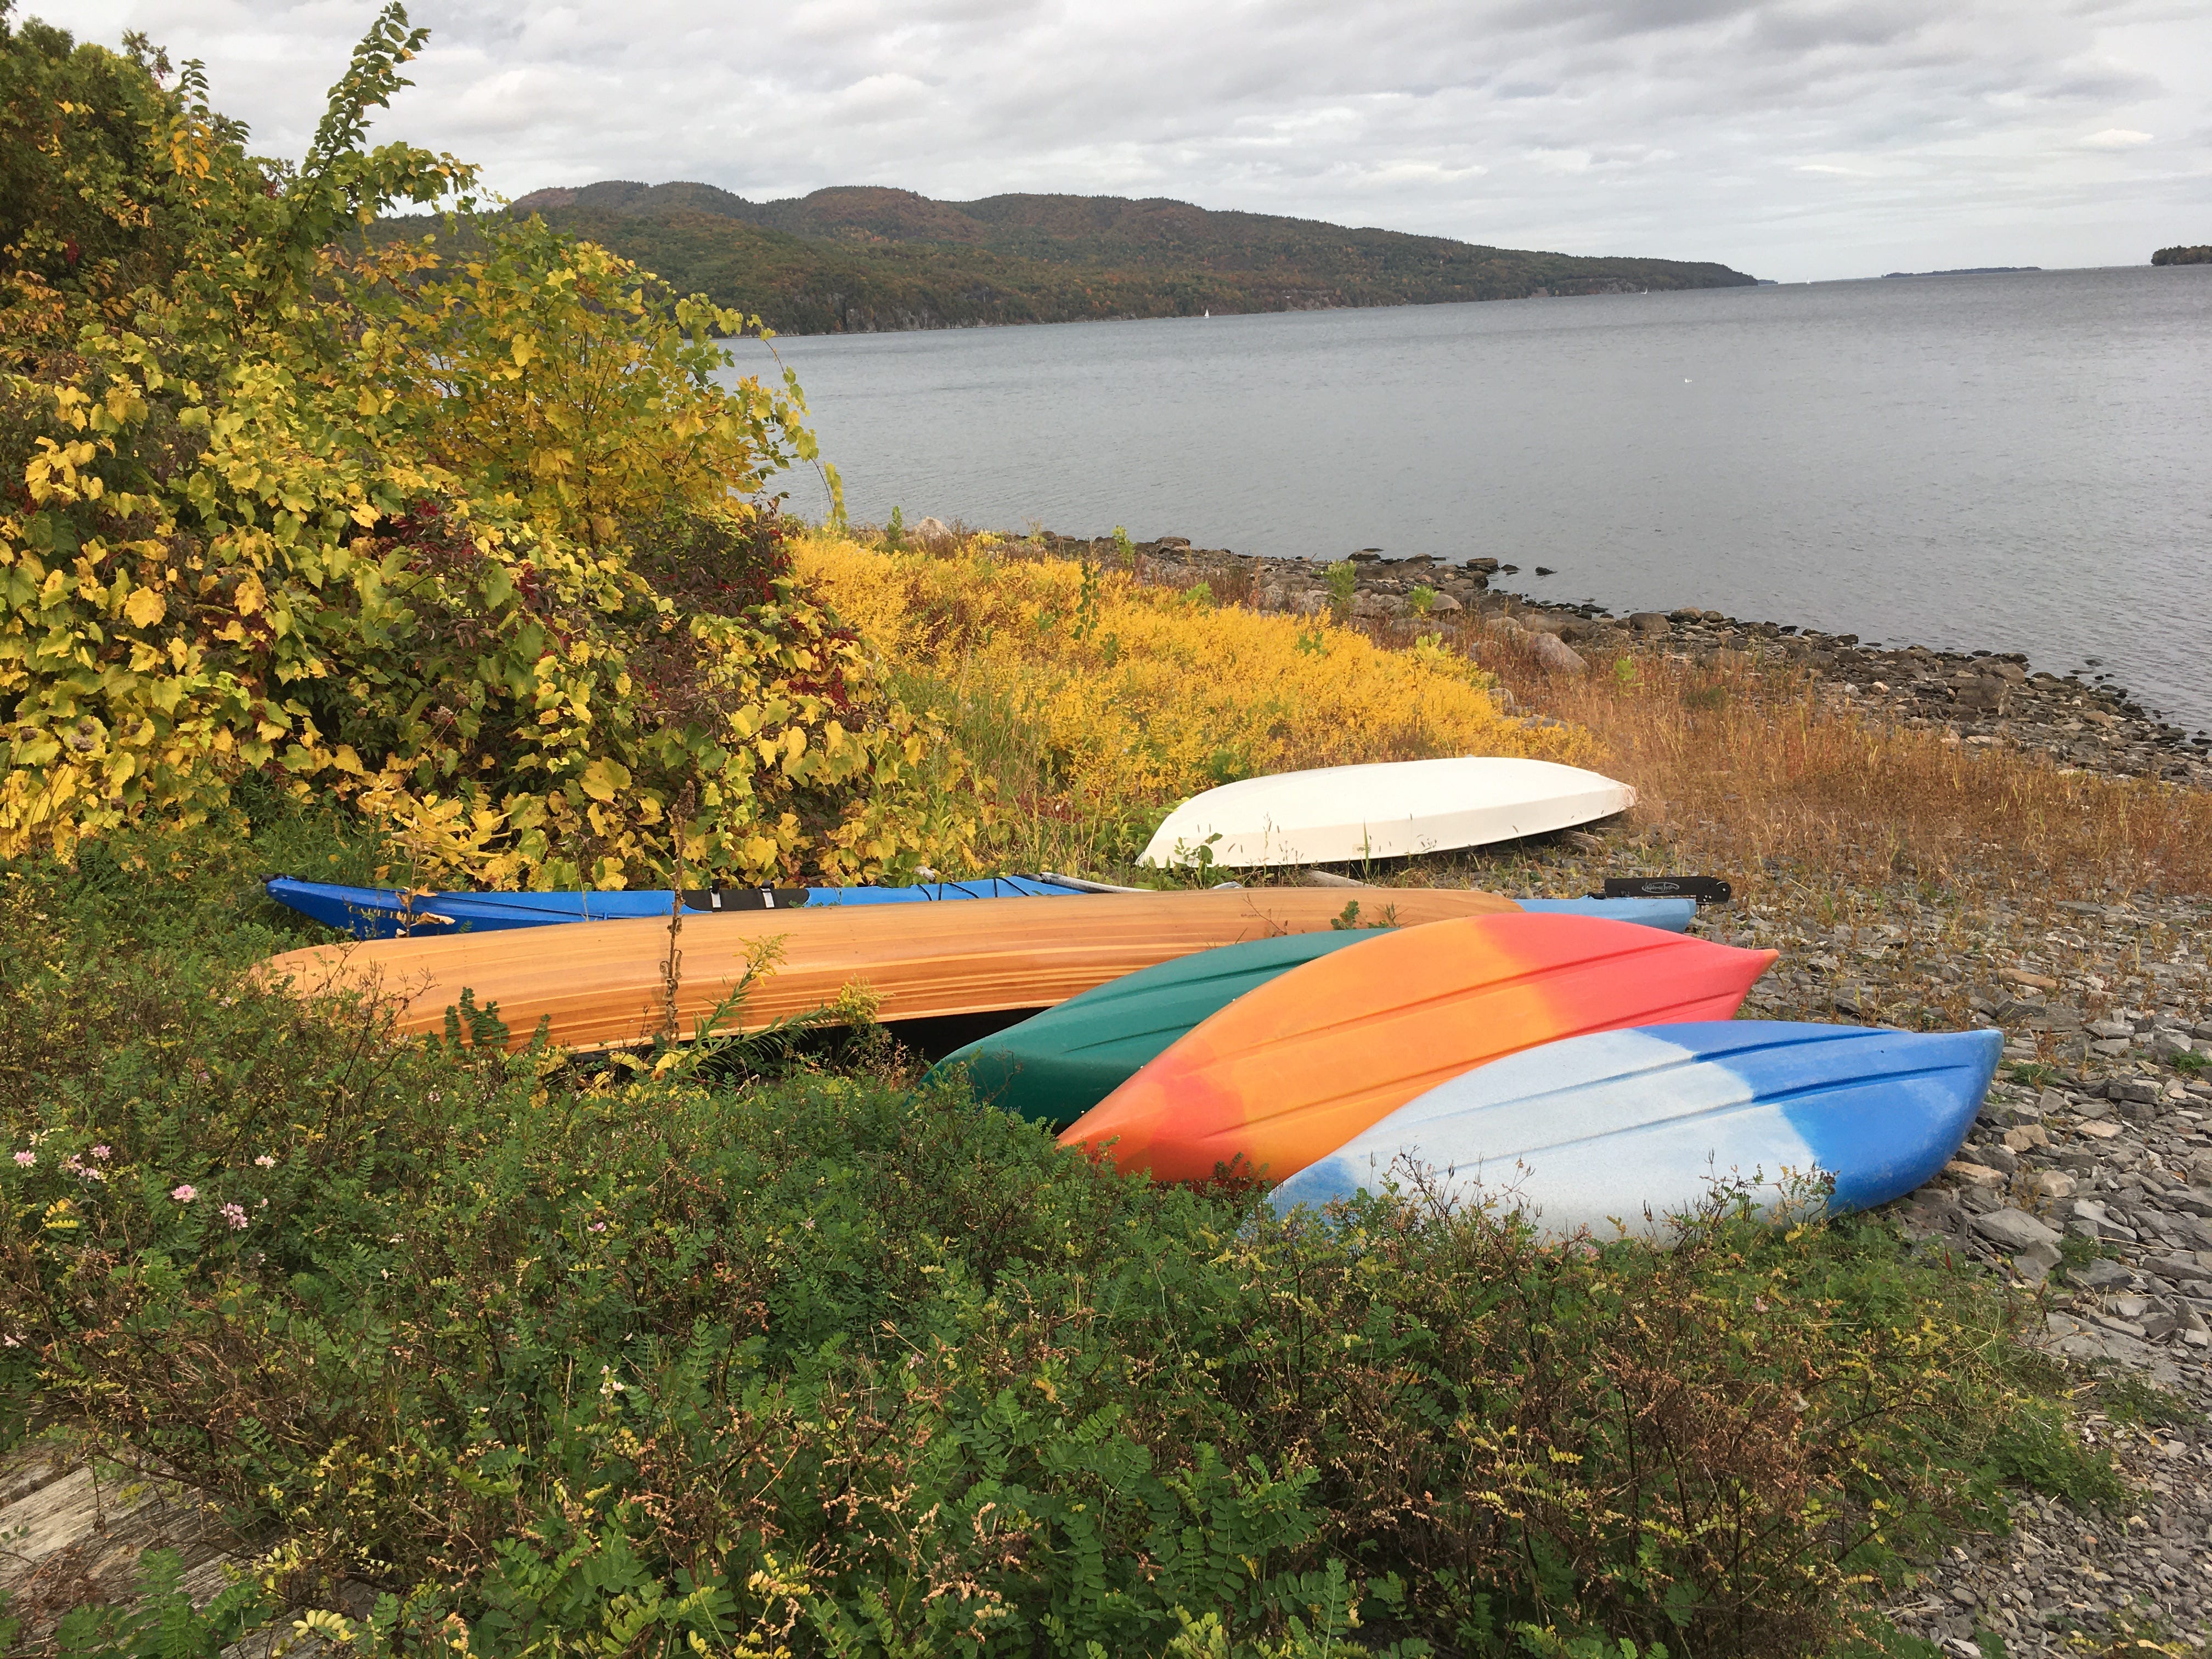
1418;833;2212;1652
1022;531;2212;789
1737;881;2212;1653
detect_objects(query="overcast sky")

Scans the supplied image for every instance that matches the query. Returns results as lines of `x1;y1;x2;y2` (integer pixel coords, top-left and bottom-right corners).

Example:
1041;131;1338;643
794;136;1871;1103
57;0;2212;283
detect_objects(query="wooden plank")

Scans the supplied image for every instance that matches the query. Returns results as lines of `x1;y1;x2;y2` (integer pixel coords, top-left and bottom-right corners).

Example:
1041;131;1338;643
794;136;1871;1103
259;888;1521;1051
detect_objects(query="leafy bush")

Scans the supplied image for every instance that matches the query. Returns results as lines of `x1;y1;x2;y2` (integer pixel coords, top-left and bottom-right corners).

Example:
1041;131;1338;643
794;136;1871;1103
0;853;2112;1657
1325;560;1359;621
0;5;975;887
800;535;1585;862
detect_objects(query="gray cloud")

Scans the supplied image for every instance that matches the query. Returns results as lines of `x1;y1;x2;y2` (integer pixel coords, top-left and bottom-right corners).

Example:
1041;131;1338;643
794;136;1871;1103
53;0;2212;280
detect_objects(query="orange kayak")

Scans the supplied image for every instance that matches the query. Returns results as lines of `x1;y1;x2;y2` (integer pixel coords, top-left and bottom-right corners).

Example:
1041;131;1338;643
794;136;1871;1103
1059;912;1778;1183
258;887;1521;1052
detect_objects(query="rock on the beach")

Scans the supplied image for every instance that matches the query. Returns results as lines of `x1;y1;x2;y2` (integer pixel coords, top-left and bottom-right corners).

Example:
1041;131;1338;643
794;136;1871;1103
1352;591;1403;619
1427;591;1464;613
1970;1207;2061;1251
1628;611;1672;635
2069;1256;2134;1290
1530;633;1587;676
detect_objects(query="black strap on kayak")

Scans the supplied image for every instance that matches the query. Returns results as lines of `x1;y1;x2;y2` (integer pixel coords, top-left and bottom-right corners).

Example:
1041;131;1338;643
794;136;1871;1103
680;887;814;911
1599;876;1733;905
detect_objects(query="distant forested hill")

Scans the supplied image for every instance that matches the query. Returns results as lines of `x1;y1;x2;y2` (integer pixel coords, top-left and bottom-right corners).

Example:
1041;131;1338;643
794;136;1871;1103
2152;245;2212;266
478;181;1757;333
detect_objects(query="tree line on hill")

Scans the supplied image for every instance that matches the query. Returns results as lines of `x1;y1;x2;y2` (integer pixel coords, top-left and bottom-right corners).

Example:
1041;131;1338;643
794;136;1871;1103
2152;245;2211;266
477;179;1759;334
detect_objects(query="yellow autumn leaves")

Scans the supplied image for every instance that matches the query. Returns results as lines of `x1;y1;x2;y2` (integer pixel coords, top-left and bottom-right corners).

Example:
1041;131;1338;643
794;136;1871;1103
0;18;968;891
799;534;1585;848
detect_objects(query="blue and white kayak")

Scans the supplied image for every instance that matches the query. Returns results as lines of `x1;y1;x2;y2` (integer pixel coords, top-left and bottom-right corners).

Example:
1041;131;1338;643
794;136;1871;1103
1273;1022;2001;1240
263;875;1697;942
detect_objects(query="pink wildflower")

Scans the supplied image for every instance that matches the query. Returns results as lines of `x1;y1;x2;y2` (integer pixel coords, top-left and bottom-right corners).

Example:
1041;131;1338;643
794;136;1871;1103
13;1150;34;1168
219;1203;248;1230
171;1183;197;1203
255;1154;275;1167
89;1146;111;1160
588;1220;607;1233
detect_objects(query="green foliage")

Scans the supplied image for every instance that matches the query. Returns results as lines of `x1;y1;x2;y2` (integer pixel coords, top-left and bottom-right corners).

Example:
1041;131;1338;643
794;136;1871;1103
2082;1368;2201;1434
43;1548;271;1659
1325;560;1358;621
1328;899;1402;930
0;7;975;888
883;503;906;549
1407;585;1437;617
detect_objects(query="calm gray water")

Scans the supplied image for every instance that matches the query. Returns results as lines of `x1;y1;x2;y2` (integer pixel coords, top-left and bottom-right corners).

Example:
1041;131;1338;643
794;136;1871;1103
721;267;2212;732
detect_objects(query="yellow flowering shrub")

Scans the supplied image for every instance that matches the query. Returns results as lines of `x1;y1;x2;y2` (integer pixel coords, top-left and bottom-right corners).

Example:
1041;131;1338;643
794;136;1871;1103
800;535;1587;853
0;9;978;888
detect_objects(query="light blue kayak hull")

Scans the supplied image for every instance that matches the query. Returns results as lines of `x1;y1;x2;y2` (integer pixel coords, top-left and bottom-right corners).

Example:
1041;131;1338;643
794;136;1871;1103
1274;1022;2001;1240
1519;896;1695;932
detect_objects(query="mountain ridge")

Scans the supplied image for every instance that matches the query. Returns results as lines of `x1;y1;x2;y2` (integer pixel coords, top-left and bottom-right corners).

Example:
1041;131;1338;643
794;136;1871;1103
495;181;1759;334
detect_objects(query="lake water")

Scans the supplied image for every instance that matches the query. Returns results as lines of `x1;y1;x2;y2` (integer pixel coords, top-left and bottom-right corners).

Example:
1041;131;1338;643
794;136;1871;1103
720;267;2212;732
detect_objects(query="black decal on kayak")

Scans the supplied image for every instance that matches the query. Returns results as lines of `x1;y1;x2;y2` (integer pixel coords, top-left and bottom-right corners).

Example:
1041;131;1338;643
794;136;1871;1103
680;888;814;912
1600;876;1733;905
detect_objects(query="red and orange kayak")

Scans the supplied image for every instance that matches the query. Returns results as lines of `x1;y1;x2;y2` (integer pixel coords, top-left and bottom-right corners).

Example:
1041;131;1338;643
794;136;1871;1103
1058;912;1778;1183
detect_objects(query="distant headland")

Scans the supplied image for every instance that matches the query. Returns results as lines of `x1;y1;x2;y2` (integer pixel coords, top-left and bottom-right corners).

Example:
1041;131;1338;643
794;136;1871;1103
1880;267;2041;278
475;182;1759;335
2152;245;2212;266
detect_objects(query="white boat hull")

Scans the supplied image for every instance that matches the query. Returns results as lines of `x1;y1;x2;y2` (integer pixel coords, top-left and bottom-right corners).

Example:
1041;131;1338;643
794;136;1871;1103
1138;756;1635;869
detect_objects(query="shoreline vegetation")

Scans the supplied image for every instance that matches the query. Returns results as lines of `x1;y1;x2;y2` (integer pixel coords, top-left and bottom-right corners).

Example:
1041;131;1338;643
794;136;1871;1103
5;8;2212;1657
457;179;1761;335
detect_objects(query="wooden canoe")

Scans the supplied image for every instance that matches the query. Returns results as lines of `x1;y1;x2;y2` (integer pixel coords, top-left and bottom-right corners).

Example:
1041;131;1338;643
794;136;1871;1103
257;887;1522;1052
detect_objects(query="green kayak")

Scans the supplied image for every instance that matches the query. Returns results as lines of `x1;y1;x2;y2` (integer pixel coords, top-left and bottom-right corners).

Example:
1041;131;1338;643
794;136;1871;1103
929;930;1379;1129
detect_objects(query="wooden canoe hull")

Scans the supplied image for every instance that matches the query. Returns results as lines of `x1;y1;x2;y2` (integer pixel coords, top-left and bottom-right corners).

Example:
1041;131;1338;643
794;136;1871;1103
258;888;1522;1051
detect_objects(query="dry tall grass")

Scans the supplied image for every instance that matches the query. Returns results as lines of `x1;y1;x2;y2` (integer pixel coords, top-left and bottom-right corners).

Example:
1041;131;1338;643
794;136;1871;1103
1472;632;2212;901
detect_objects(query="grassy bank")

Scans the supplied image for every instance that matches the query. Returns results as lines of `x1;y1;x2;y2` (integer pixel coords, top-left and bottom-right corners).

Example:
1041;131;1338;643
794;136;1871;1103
0;830;2124;1658
9;529;2207;1656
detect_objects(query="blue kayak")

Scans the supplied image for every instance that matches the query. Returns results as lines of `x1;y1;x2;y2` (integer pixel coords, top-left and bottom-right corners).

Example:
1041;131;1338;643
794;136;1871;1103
1274;1022;2001;1239
263;875;1699;942
262;873;1089;940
